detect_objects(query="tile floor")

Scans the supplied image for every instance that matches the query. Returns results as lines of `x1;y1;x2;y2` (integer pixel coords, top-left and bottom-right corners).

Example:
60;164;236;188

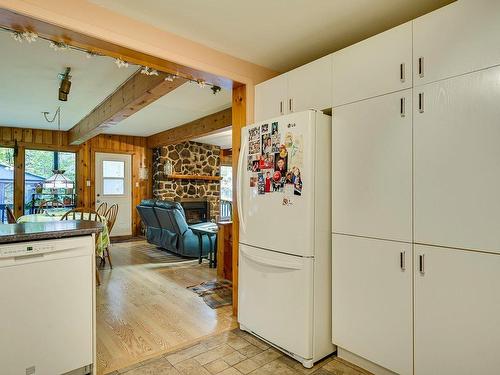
109;328;371;375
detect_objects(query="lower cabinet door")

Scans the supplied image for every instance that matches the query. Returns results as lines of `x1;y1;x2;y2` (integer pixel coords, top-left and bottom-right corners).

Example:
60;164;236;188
332;234;412;375
415;245;500;375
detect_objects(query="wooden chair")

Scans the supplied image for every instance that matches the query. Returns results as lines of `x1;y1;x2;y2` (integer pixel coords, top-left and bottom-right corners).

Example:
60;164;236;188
101;204;118;269
96;202;108;217
35;199;64;214
6;206;16;224
61;208;103;285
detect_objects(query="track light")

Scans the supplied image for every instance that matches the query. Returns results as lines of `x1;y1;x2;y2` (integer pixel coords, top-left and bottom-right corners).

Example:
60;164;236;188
58;67;72;102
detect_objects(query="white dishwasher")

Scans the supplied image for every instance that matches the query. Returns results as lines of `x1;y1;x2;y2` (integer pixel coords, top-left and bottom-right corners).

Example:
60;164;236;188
0;235;95;375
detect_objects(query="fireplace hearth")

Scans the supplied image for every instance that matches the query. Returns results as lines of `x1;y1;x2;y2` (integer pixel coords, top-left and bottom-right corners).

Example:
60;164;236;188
180;199;210;224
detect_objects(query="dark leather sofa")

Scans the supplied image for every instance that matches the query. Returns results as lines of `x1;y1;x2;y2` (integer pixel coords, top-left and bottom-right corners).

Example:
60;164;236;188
136;199;211;258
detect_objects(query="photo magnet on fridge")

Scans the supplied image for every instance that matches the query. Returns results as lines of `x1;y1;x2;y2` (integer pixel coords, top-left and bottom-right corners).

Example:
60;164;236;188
274;153;288;175
257;173;265;195
252;160;260;172
259;153;274;169
248;126;260;142
247;156;256;171
249;140;261;155
261;123;269;133
272;170;284;192
291;166;303;196
284;132;293;148
262;133;272;155
250;176;258;187
263;169;273;193
271;122;279;135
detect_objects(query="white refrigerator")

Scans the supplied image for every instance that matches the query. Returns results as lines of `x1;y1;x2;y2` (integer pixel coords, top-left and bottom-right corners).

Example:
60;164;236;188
237;109;335;368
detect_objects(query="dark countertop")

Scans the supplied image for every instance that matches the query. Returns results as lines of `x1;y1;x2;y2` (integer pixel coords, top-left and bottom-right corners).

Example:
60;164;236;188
0;220;103;244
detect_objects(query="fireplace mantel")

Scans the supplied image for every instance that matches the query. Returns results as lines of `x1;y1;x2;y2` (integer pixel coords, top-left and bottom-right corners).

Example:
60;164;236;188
167;174;222;181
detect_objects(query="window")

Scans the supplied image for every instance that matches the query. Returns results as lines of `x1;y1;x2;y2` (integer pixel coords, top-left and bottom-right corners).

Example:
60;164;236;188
24;150;76;214
0;147;14;223
220;166;232;201
103;160;125;195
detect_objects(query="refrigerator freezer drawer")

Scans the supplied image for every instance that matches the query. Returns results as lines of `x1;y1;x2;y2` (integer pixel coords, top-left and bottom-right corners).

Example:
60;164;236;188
238;244;314;359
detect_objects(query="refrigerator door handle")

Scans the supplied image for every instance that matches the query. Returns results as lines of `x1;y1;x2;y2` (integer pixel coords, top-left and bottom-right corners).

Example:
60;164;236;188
237;136;247;233
241;248;303;270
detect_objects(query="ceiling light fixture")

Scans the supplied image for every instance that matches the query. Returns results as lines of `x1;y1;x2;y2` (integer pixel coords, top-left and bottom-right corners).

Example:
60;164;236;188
58;67;72;102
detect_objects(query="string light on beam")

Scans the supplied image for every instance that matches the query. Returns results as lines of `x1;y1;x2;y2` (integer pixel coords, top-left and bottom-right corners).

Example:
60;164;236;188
114;57;129;68
11;30;38;43
49;41;69;51
140;66;159;76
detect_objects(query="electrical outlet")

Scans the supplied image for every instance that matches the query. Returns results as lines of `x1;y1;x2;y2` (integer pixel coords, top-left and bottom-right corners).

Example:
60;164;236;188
86;180;91;187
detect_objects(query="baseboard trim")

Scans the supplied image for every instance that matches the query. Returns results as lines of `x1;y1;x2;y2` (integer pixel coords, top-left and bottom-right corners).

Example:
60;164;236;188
337;347;397;375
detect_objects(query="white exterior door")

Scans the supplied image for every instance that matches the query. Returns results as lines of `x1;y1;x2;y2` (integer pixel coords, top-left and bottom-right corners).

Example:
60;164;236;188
414;245;500;375
287;55;332;113
413;0;500;86
95;152;132;236
332;234;412;375
414;66;500;253
254;74;288;122
332;21;412;107
237;111;315;257
332;90;412;242
238;243;314;359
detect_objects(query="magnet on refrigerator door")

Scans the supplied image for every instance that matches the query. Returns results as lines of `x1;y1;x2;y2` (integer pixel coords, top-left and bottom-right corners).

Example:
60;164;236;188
263;169;272;193
249;140;261;155
274;154;288;175
249;126;260;142
261;123;269;133
250;176;258;187
262;133;272;154
257;173;265;195
252;160;261;172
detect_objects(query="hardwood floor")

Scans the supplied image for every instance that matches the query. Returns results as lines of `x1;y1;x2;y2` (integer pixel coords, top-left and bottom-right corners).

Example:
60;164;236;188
96;240;237;374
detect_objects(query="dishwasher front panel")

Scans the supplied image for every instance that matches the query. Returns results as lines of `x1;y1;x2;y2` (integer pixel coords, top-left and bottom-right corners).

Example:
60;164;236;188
0;236;94;375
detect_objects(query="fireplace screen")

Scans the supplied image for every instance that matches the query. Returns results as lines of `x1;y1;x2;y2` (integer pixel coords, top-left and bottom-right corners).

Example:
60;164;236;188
181;200;209;224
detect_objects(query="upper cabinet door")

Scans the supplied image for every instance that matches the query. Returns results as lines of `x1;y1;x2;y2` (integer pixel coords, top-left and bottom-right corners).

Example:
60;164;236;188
332;90;412;242
414;0;500;86
332;22;412;107
254;74;287;122
287;55;332;113
414;66;500;253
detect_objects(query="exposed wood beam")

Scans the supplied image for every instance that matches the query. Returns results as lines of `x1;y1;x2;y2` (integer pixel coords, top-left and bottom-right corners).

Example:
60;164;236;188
0;7;239;89
68;71;187;145
147;108;232;148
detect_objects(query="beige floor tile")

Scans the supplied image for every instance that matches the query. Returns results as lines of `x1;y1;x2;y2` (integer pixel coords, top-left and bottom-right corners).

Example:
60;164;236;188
205;359;230;374
165;343;208;365
226;333;252;350
174;358;212;375
233;359;260;374
249;359;298;375
216;368;244;375
195;344;236;365
251;348;282;366
223;351;248;366
237;344;263;358
241;335;270;350
322;358;367;375
120;357;180;375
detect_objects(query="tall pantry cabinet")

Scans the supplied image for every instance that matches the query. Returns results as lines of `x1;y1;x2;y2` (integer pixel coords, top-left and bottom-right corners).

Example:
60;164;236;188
332;0;500;374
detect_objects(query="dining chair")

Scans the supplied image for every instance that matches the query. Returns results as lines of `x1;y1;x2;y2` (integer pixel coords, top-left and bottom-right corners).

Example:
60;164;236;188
6;206;16;224
102;204;118;269
36;199;64;214
96;202;108;217
61;208;103;286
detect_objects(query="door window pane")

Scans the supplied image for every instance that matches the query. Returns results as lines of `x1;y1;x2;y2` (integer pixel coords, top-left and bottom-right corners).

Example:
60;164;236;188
103;178;124;195
0;147;14;223
103;160;124;178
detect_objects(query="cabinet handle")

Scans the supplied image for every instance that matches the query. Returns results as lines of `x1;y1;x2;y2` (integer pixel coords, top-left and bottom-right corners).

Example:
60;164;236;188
400;251;406;271
280;101;284;115
400;63;406;83
419;254;425;274
418;93;424;113
289;98;293;112
400;97;406;117
418;57;424;78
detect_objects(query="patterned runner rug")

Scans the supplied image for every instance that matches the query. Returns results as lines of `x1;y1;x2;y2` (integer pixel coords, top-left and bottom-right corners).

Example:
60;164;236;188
187;280;233;309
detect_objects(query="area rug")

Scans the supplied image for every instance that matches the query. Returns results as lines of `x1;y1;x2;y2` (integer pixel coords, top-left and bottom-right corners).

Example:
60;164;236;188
187;280;233;309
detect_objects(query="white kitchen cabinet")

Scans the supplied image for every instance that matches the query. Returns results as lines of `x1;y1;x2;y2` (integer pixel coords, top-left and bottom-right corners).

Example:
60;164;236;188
254;55;332;122
332;22;412;107
254;74;287;122
332;234;412;375
413;0;500;86
414;245;500;375
332;89;412;242
287;54;332;114
414;66;500;253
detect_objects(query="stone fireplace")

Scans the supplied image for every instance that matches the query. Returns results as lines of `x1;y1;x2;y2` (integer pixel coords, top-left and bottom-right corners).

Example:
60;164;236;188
180;199;210;224
152;141;221;222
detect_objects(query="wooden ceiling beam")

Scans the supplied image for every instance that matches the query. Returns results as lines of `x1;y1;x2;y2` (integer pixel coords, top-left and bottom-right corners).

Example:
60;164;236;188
68;71;187;145
0;8;236;90
147;108;232;148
